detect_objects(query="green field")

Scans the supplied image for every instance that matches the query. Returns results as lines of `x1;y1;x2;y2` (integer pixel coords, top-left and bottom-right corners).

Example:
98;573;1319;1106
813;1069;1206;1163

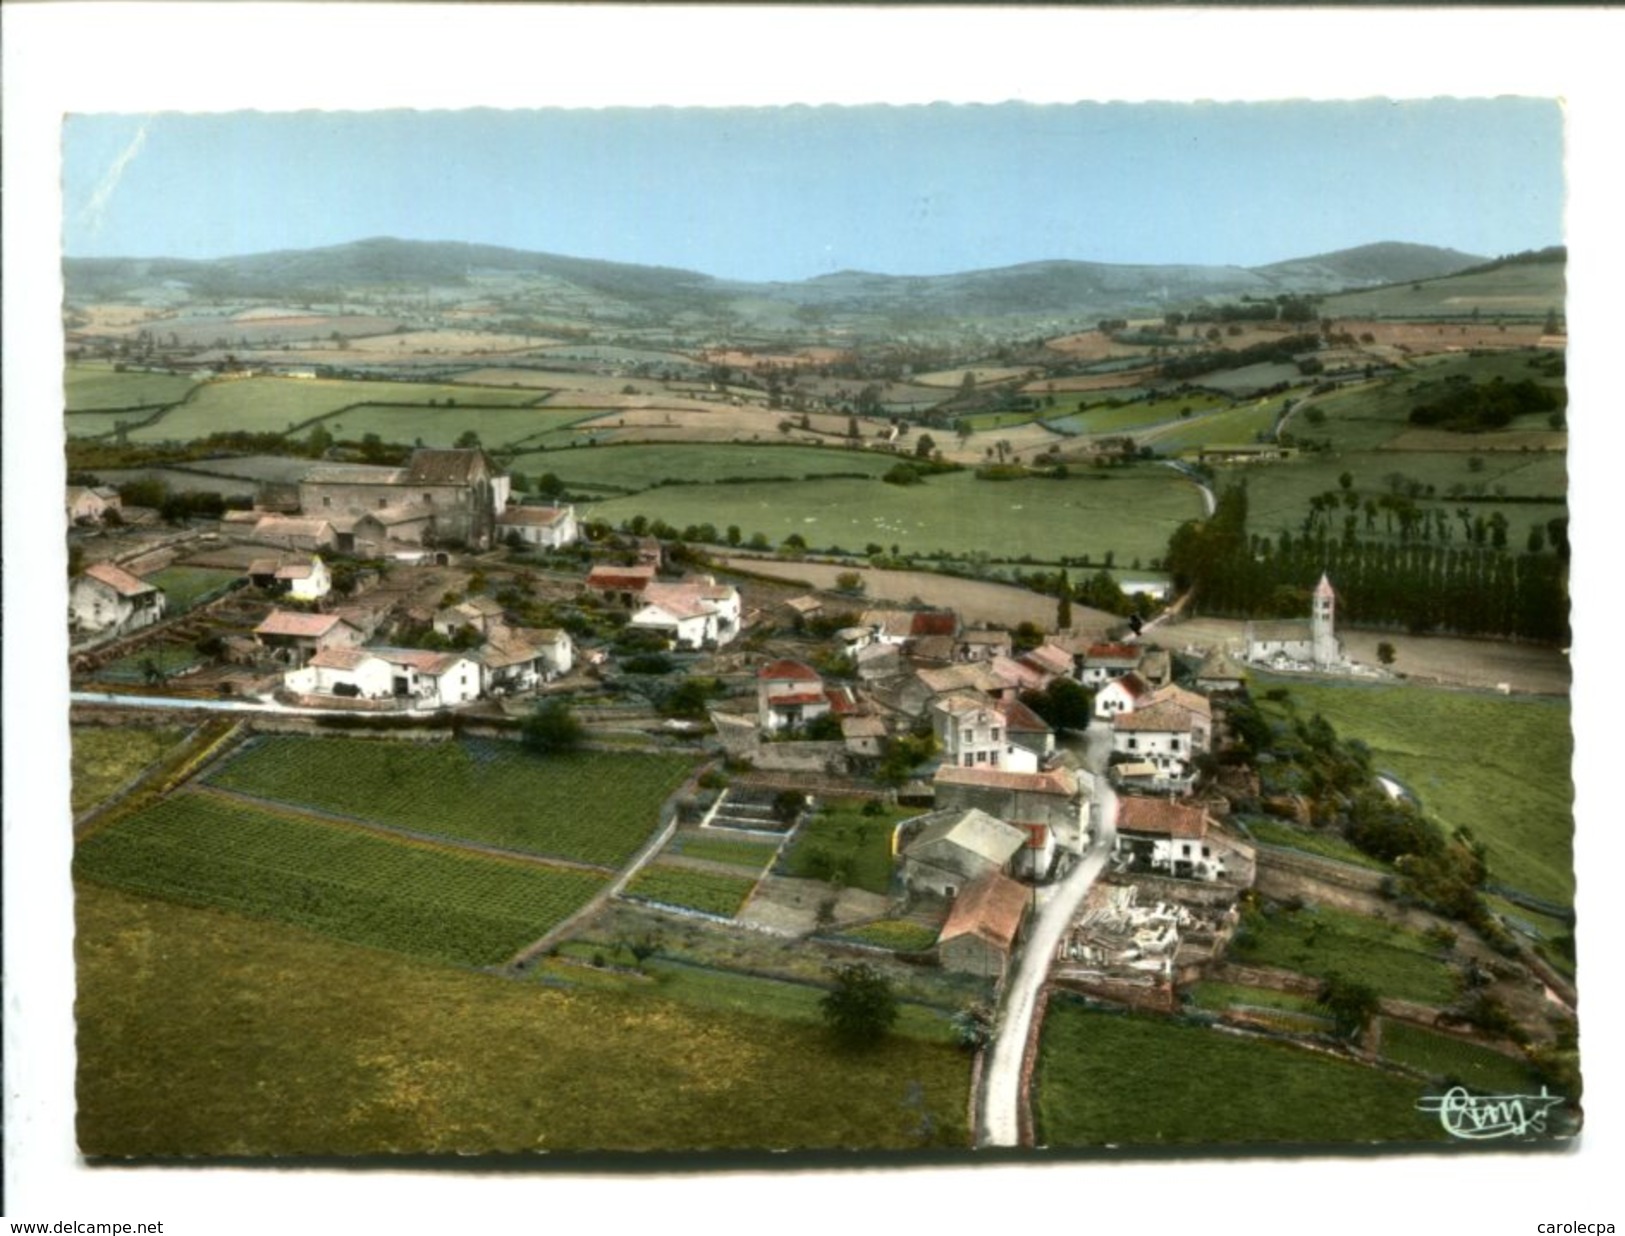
1183;981;1328;1017
70;725;188;815
65;363;199;411
1241;816;1391;871
507;441;901;493
207;736;694;868
780;799;905;895
1049;390;1233;437
668;832;780;871
1323;262;1565;319
75;883;971;1154
623;864;759;916
834;919;941;951
297;403;601;450
94;645;203;684
581;465;1201;565
1148;398;1288;452
142;565;242;611
1235;900;1459;1005
1034;999;1444;1146
124;377;542;443
1266;683;1573;906
74;790;606;967
1380;1020;1540;1092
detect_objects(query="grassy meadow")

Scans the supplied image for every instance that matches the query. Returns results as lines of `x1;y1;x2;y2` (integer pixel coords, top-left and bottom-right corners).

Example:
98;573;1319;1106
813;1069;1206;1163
74;883;971;1154
508;441;901;492
1265;682;1574;906
70;725;189;816
1034;999;1444;1146
578;464;1201;565
779;798;906;895
65;362;199;411
1234;900;1460;1005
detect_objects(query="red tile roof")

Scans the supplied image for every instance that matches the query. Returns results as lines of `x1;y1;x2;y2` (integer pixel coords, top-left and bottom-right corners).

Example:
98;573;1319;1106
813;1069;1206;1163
767;690;828;707
1085;642;1141;664
759;659;821;682
586;564;656;592
84;561;157;598
934;765;1077;796
910;610;959;638
1116;797;1209;840
307;646;375;671
499;505;571;527
824;687;860;715
994;695;1052;734
255;611;349;639
938;871;1028;951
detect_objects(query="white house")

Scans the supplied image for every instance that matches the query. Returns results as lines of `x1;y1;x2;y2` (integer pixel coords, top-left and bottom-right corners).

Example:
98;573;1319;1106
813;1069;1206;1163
1094;670;1152;720
69;561;166;639
497;503;578;549
630;578;742;649
254;610;366;666
1077;642;1143;687
286;646;481;707
249;555;331;602
1111;699;1207;775
66;485;122;525
930;691;1041;774
1114;797;1231;882
757;659;830;732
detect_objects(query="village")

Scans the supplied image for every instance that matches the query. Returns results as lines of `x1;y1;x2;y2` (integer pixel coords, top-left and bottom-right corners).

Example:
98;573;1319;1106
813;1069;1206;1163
66;437;1578;1151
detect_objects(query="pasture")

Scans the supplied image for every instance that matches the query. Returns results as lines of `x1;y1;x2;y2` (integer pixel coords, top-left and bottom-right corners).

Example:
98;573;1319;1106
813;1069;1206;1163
73;790;608;967
141;565;242;611
1146;399;1286;452
124;376;543;443
70;725;188;815
1379;1021;1539;1093
1263;682;1574;906
1034;998;1444;1146
779;799;905;895
583;466;1200;566
65;362;198;411
1321;262;1565;320
1234;900;1460;1005
74;883;971;1154
295;403;602;450
508;441;900;493
206;736;695;869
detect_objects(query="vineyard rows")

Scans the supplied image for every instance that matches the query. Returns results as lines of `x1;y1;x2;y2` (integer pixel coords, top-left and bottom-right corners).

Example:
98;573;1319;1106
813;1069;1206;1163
205;736;696;868
74;791;608;967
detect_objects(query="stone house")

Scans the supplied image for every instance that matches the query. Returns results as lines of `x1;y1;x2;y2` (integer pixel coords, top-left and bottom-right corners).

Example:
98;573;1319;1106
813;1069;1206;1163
757;659;830;732
433;595;506;639
253;610;366;666
253;515;337;553
1094;670;1152;720
248;554;331;602
1077;641;1144;687
936;871;1030;979
66;485;122;525
933;765;1089;854
585;563;658;608
1113;797;1253;883
69;561;166;639
630;577;742;649
930;690;1052;775
295;449;510;551
1111;700;1208;775
899;807;1027;898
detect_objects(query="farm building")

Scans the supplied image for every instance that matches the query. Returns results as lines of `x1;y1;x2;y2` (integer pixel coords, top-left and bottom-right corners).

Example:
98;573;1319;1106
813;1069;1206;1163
1110;699;1209;776
933;764;1089;856
840;715;888;758
475;626;573;695
936;871;1030;979
1244;574;1342;668
957;628;1013;663
253;610;366;666
253;515;337;552
247;555;331;602
585;563;657;607
497;503;578;549
69;561;166;639
1194;649;1248;694
66;484;122;525
899;807;1027;899
433;595;506;639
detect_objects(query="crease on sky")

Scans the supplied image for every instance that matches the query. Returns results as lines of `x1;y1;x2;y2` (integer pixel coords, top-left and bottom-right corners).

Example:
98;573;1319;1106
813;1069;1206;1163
78;120;150;238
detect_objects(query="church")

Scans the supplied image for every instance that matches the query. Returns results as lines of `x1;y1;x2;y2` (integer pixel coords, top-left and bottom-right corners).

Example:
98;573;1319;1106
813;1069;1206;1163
1244;573;1342;668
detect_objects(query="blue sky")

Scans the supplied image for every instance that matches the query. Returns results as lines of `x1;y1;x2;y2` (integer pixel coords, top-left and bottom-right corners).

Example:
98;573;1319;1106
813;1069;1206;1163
65;99;1564;283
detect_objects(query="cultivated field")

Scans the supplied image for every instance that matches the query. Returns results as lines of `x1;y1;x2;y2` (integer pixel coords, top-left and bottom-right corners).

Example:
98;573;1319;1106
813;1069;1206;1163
1035;999;1444;1146
1379;1021;1539;1093
1263;681;1574;906
123;376;542;442
337;328;562;355
141;565;242;611
779;799;905;896
75;883;972;1154
206;736;695;869
623;864;759;916
1234;900;1460;1004
74;790;608;967
295;403;602;450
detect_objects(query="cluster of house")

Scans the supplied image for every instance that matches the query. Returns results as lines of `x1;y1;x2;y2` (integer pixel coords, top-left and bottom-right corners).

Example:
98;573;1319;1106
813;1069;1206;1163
585;562;743;650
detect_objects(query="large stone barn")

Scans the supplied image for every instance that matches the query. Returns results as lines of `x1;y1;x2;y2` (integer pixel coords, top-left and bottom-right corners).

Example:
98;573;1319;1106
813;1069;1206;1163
899;807;1027;899
936;871;1030;979
293;448;510;551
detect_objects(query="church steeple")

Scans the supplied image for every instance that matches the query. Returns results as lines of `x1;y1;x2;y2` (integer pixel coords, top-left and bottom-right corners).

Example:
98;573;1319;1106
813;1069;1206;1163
1311;574;1337;666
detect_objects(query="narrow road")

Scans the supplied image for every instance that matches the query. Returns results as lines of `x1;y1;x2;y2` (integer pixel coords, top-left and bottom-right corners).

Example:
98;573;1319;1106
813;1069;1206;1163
977;720;1119;1148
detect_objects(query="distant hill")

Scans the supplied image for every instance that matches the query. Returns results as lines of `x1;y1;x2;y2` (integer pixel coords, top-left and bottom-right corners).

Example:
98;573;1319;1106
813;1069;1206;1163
64;237;1496;334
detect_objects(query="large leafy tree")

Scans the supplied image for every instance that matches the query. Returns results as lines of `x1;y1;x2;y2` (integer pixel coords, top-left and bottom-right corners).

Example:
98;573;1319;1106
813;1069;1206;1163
820;962;899;1049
